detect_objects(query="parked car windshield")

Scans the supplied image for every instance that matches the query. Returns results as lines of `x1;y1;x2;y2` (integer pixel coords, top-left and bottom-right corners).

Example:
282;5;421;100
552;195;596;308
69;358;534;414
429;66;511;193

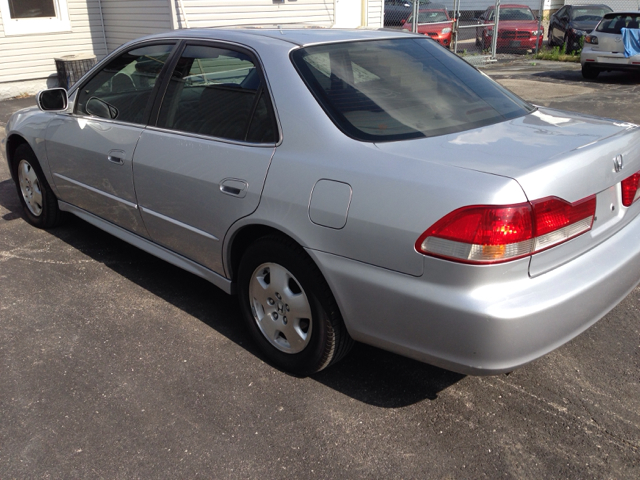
499;8;535;21
409;10;450;24
571;6;611;21
596;13;640;33
291;38;533;142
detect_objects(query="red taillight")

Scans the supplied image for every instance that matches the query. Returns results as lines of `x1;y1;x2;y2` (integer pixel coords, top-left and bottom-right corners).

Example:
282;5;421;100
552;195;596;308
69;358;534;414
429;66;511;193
416;195;596;264
621;171;640;207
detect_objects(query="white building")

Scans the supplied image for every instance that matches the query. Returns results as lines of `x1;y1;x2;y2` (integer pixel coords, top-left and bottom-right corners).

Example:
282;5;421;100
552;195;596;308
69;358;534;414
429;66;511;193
0;0;383;100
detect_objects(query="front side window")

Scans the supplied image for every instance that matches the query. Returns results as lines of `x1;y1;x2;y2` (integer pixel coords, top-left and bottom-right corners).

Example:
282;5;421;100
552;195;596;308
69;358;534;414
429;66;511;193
157;44;277;143
0;0;70;35
291;38;533;142
76;44;174;125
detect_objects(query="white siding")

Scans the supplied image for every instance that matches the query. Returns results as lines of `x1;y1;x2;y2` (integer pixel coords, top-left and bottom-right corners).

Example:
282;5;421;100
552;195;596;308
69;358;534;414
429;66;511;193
175;0;336;28
101;0;172;52
367;0;384;28
0;0;108;84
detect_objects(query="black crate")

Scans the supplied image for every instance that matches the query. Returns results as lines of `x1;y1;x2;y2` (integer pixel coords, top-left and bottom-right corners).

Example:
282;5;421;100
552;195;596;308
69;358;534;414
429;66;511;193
54;54;97;90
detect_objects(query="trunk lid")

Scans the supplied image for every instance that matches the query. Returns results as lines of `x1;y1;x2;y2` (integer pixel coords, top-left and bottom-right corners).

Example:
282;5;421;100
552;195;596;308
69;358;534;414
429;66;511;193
594;31;625;54
375;107;640;274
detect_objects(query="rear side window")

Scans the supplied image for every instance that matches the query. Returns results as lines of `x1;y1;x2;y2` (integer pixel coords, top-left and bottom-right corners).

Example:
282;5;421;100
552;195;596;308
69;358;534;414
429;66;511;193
597;13;640;33
291;38;533;142
76;44;174;124
157;44;277;143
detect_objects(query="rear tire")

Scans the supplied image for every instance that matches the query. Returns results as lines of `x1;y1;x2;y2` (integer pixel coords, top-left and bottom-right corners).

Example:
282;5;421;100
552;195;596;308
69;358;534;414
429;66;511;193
581;64;600;80
11;144;62;229
238;235;353;376
563;33;572;53
482;34;489;51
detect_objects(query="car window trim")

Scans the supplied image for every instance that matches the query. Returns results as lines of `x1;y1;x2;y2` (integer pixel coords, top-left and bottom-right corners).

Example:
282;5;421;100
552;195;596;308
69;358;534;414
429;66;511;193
70;40;182;128
149;39;281;145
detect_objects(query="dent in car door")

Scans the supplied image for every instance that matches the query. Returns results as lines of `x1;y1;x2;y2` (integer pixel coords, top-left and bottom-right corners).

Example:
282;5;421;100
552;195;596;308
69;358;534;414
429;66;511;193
133;43;278;274
46;43;176;235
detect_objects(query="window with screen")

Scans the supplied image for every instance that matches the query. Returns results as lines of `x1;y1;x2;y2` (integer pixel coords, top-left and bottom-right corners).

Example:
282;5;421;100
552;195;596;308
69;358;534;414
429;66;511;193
0;0;70;34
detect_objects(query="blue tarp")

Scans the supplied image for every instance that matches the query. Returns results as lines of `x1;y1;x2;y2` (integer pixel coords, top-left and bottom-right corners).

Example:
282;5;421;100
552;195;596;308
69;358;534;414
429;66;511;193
621;28;640;58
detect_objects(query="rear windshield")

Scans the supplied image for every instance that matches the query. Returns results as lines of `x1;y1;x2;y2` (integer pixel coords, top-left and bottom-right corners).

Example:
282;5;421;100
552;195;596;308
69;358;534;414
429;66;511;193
571;6;611;21
290;38;533;142
596;13;640;33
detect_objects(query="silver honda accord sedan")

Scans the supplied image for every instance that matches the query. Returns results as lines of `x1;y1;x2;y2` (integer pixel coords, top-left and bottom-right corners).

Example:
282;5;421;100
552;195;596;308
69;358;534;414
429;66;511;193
4;28;640;376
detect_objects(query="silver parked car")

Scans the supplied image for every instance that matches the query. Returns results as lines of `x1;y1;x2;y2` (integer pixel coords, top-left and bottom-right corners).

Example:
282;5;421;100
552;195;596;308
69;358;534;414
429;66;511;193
5;28;640;376
581;11;640;78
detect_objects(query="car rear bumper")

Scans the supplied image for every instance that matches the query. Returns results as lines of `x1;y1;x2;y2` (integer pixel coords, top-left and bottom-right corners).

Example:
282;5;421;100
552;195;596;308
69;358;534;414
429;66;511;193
581;50;640;70
308;211;640;376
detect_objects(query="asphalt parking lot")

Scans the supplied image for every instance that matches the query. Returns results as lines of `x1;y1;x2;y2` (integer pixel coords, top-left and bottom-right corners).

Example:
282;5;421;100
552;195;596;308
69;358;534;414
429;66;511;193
1;60;639;479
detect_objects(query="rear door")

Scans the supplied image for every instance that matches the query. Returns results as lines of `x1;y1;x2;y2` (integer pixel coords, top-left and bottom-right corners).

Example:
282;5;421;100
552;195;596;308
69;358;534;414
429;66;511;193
46;43;176;236
132;42;278;275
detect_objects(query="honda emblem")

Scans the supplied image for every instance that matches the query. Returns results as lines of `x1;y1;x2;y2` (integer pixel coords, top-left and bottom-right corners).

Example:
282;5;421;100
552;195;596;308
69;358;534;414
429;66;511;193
614;154;624;172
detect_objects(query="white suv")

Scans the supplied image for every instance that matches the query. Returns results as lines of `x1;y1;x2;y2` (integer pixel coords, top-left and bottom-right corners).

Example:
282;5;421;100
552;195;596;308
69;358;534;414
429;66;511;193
581;11;640;79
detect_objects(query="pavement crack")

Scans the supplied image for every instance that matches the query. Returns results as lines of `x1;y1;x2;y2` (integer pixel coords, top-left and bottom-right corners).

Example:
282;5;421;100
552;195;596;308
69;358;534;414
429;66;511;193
0;248;94;265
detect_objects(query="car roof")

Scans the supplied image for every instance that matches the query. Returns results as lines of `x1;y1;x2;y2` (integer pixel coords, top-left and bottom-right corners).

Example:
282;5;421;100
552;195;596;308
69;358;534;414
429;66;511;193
487;4;532;9
139;27;415;48
603;11;640;16
420;3;448;9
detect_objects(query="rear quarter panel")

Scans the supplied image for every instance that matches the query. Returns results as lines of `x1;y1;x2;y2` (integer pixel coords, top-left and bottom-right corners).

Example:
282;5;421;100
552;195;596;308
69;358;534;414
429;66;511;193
225;41;528;277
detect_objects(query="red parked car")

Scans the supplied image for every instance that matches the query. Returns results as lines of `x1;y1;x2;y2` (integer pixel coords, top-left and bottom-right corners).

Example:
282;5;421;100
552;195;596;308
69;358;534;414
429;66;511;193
402;5;455;48
476;4;544;51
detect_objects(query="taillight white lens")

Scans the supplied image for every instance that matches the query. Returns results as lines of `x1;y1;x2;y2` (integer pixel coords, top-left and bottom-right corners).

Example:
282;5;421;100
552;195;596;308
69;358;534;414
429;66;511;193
416;195;596;264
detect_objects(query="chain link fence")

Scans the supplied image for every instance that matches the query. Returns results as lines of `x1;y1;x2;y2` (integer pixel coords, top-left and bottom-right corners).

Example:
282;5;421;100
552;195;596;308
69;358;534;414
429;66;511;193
384;0;551;60
384;0;640;60
547;0;640;55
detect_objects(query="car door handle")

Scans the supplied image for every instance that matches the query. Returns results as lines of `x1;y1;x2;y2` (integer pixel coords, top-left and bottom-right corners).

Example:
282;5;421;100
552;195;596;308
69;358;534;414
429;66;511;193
107;149;126;165
220;178;248;198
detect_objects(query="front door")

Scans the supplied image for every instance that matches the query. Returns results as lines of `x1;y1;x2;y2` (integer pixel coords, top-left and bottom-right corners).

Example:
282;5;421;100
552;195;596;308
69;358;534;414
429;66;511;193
46;43;176;235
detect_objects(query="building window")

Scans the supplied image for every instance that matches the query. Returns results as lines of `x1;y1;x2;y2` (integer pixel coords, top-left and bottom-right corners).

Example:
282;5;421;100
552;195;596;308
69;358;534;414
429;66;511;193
0;0;70;36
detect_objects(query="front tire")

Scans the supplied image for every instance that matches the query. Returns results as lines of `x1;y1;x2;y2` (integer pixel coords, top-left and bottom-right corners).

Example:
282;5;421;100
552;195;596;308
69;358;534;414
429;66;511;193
11;144;62;228
238;235;353;376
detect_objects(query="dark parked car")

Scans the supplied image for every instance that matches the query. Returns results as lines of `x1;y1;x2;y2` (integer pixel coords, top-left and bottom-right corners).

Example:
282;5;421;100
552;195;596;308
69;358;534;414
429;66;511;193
548;4;613;52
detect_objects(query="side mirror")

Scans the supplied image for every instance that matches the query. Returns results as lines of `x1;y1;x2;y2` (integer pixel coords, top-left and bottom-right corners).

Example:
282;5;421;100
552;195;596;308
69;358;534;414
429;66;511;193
36;88;68;111
401;19;406;25
86;97;119;119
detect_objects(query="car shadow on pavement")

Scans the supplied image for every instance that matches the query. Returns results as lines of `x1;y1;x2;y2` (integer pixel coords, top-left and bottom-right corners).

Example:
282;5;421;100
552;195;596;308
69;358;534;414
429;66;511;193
312;345;465;407
0;186;465;407
532;68;640;85
0;178;23;221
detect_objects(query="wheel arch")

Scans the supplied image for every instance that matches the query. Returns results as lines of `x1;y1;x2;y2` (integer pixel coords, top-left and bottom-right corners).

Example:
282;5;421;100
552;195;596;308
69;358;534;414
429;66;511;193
226;223;305;284
5;134;31;182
